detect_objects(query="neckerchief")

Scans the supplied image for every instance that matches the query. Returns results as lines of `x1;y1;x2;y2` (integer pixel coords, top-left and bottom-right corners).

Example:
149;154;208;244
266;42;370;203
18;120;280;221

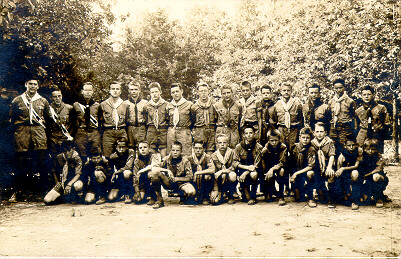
129;97;141;126
77;100;98;128
138;154;151;166
50;103;72;140
333;92;348;127
106;97;123;129
296;143;310;169
312;137;330;173
240;140;257;165
363;100;376;132
215;147;233;170
222;99;234;125
171;97;187;128
278;97;296;129
148;98;165;130
307;97;323;129
21;92;44;127
196;98;212;126
239;95;256;127
192;151;206;171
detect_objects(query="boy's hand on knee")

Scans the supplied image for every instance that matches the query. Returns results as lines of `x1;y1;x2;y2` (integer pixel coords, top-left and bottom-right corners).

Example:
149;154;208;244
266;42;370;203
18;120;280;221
64;185;71;195
239;173;247;183
335;168;343;177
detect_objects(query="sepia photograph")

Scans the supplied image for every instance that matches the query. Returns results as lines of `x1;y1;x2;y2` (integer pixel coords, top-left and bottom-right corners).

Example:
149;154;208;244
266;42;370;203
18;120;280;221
0;0;400;256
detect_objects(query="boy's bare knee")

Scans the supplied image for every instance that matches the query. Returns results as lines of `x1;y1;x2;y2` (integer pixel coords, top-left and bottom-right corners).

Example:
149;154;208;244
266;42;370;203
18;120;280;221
73;181;84;191
183;185;196;197
85;193;95;203
373;173;383;182
123;170;132;180
307;170;314;180
228;172;237;182
250;171;258;180
95;170;106;183
278;168;285;177
204;175;212;181
351;170;359;181
108;189;119;201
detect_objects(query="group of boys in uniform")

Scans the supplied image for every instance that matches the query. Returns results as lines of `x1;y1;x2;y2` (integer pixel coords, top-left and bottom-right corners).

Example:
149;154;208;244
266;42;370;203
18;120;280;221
8;77;391;210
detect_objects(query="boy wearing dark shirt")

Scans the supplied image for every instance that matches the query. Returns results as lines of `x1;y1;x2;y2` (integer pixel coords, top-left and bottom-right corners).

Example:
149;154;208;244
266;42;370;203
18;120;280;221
259;85;275;146
289;127;317;207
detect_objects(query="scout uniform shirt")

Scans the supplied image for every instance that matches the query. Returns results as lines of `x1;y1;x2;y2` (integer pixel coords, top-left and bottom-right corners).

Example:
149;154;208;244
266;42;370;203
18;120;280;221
303;97;331;130
100;97;130;129
355;101;390;132
143;98;169;129
125;97;148;127
271;97;303;129
232;140;264;170
71;98;101;130
187;152;215;174
290;143;316;171
132;153;161;188
239;95;260;127
261;142;287;170
56;150;82;188
311;136;335;174
328;92;356;127
48;102;73;142
166;98;193;128
190;99;217;128
210;148;235;172
214;99;242;129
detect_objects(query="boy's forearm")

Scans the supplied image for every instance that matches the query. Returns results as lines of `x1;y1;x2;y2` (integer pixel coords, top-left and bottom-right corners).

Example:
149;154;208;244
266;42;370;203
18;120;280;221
327;156;335;169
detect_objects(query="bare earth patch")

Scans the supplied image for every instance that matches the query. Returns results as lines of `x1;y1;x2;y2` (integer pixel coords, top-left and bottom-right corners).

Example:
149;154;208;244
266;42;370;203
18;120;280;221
0;165;400;256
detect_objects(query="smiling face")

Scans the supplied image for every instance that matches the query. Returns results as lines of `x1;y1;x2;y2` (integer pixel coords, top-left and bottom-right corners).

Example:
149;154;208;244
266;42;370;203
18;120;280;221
150;86;161;103
171;86;182;102
25;80;39;96
281;85;292;99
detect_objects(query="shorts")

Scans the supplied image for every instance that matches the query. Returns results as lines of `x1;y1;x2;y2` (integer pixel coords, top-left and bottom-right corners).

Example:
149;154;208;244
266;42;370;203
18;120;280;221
75;128;101;157
216;126;240;149
167;127;192;156
329;122;354;147
277;126;299;150
146;126;167;150
127;125;147;149
102;128;128;158
14;125;47;152
356;128;385;153
192;126;216;152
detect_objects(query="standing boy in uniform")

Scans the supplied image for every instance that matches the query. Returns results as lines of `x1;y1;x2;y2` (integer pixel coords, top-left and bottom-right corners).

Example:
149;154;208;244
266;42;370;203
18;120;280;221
125;81;148;151
271;82;303;150
100;82;130;158
149;141;196;209
9;78;51;202
239;81;262;141
71;82;101;161
311;122;337;208
259;85;275;146
214;85;243;149
143;82;169;158
166;83;194;156
108;138;135;204
328;77;357;155
355;85;390;153
190;82;217;155
209;134;237;205
260;129;287;205
233;124;264;205
303;83;331;131
289;127;317;207
187;140;215;205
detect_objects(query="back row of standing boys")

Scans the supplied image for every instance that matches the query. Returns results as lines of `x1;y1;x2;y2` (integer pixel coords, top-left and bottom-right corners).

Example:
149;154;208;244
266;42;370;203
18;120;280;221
9;78;390;210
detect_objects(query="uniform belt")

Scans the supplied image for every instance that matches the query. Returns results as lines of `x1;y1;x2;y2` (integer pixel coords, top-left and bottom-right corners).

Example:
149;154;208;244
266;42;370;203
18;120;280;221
78;127;98;131
277;123;300;129
128;123;145;127
148;125;167;129
194;125;215;129
104;126;127;130
171;126;190;129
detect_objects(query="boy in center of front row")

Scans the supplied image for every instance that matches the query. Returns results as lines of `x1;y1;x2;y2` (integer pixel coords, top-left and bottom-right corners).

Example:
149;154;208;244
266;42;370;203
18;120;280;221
289;127;317;208
233;124;264;205
260;129;287;205
149;141;196;209
187;140;215;205
311;122;337;208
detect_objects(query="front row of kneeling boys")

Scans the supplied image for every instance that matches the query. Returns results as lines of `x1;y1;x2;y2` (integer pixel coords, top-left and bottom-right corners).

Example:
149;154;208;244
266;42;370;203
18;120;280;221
44;122;389;210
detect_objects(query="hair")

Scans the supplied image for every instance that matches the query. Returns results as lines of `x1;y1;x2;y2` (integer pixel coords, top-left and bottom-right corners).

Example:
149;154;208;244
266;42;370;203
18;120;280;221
109;81;121;89
363;138;378;149
138;140;150;147
49;85;61;93
82;82;94;89
299;126;313;137
260;85;272;92
63;140;75;152
89;147;102;157
197;82;209;90
361;84;375;94
241;123;255;134
241;81;251;89
128;81;141;88
332;78;346;87
281;82;293;90
220;85;233;92
171;141;183;151
193;140;206;148
170;83;182;91
309;83;321;91
148;82;161;91
216;133;228;142
115;137;128;147
266;129;281;141
26;77;39;83
314;122;326;132
345;133;357;144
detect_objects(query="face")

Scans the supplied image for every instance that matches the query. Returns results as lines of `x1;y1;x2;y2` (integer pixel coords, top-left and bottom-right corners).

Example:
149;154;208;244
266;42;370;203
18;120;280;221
90;155;102;164
345;141;357;152
128;84;140;99
82;84;94;100
193;143;204;157
138;143;149;156
243;128;255;143
314;125;326;141
51;90;63;105
300;133;311;146
109;84;121;98
268;135;280;148
364;145;377;156
171;86;182;102
221;88;233;102
261;88;271;101
241;85;251;99
116;142;128;155
361;90;374;103
150;87;161;102
281;86;292;99
308;87;320;101
171;144;182;159
25;80;39;95
334;83;345;97
197;85;209;101
217;136;228;152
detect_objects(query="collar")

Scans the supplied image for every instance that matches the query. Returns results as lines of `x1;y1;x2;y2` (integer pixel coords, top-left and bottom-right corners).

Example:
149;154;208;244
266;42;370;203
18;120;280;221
106;97;123;109
23;92;42;103
78;95;95;106
171;97;187;107
222;99;234;109
148;98;165;108
196;98;212;109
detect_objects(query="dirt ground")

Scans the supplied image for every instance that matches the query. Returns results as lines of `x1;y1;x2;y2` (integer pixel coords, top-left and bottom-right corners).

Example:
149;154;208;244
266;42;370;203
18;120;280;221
0;166;400;257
